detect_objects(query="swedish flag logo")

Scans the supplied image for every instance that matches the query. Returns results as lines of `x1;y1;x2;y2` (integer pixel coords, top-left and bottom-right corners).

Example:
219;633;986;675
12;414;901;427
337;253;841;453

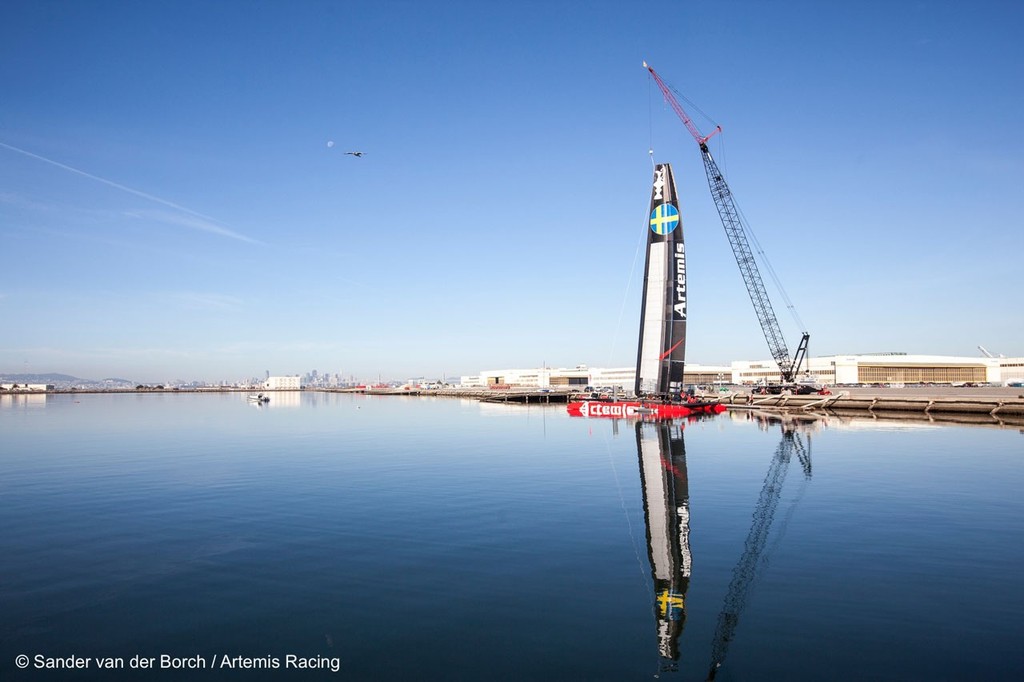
657;589;685;619
650;203;680;235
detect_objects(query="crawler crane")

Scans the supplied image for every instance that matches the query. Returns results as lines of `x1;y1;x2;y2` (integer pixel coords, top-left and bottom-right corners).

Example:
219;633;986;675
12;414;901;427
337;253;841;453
644;62;810;387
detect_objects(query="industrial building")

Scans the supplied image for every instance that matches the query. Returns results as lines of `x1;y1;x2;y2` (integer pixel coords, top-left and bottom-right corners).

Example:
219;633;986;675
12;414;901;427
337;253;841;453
462;354;1023;390
263;375;301;391
0;383;54;391
735;353;1024;386
462;363;730;391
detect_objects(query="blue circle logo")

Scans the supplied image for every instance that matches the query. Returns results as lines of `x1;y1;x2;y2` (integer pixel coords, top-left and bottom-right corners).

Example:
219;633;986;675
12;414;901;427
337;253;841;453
650;203;680;235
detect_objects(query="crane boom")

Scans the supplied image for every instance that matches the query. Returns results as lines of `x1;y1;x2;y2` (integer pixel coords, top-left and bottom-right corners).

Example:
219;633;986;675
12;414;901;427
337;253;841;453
643;61;721;146
645;62;809;383
702;148;808;382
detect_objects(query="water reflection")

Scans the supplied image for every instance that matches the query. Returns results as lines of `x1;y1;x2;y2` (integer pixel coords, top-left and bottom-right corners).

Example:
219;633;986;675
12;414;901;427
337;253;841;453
707;417;811;680
635;419;692;674
727;403;1024;432
0;395;1019;679
0;393;48;408
262;390;302;408
634;414;814;679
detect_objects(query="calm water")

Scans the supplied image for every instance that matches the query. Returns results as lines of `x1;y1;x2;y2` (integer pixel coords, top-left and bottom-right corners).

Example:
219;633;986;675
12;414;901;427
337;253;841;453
1;392;1022;681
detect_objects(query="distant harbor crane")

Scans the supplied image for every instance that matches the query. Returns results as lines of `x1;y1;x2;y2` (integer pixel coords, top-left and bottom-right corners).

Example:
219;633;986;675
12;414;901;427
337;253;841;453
978;345;1004;358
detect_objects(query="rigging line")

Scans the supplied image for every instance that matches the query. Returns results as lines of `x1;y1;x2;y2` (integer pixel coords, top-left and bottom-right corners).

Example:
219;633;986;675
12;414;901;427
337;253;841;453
667;82;719;133
717;129;728;187
735;199;807;332
712;134;806;333
608;159;654;366
648;72;654;159
765;463;810;562
610;76;658;366
604;431;651;592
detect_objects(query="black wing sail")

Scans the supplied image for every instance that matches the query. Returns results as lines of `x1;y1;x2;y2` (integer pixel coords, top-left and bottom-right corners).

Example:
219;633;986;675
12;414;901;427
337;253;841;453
635;163;687;396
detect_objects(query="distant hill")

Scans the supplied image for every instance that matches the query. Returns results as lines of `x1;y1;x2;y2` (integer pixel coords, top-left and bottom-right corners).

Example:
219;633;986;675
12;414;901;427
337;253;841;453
0;373;134;388
0;373;84;383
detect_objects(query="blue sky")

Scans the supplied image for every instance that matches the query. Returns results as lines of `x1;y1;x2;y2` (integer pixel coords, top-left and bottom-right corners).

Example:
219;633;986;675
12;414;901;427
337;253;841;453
2;0;1022;383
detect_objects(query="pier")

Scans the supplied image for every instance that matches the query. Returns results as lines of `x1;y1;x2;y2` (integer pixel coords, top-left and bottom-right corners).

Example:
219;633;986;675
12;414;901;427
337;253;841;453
336;385;1024;426
350;387;573;404
714;387;1024;427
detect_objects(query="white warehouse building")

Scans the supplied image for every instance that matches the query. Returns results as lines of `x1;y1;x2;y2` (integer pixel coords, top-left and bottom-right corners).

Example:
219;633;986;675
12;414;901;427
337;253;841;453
264;375;302;390
734;353;1022;386
462;363;732;391
462;354;1024;390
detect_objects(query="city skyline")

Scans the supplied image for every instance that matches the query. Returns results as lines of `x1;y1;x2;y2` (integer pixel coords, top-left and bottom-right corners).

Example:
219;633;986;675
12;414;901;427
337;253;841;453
2;1;1022;383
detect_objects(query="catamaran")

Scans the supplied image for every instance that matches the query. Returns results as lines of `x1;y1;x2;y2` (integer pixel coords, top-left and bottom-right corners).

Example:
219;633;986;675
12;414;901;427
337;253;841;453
567;163;724;419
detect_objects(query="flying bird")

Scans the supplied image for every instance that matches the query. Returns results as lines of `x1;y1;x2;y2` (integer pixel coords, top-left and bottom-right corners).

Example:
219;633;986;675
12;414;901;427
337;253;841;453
345;151;365;157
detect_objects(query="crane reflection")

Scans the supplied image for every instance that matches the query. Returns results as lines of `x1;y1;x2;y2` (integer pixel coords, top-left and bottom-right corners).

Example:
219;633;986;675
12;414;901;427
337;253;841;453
707;415;812;680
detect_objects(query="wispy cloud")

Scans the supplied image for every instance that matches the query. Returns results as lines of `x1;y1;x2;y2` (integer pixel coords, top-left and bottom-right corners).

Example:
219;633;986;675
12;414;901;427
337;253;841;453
0;345;196;361
166;292;244;311
217;340;341;354
0;191;58;212
92;346;198;360
125;209;262;244
0;141;259;245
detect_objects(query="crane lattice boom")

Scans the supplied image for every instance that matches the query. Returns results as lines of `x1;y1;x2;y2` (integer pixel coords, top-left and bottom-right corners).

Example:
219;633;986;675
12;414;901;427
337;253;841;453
701;148;804;381
645;62;809;383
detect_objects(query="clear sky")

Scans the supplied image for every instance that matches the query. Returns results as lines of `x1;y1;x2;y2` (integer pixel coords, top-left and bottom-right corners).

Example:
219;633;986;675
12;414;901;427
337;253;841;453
2;0;1022;383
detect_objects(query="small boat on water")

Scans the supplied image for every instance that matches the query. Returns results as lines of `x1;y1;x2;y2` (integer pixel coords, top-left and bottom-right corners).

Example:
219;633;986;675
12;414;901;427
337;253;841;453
567;162;724;420
247;393;270;404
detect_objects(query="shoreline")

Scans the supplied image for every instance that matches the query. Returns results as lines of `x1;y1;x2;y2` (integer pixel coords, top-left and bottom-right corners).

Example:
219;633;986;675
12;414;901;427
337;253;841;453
4;385;1023;427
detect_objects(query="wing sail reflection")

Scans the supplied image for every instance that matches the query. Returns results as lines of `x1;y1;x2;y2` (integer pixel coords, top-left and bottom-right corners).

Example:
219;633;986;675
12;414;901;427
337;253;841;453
635;420;692;672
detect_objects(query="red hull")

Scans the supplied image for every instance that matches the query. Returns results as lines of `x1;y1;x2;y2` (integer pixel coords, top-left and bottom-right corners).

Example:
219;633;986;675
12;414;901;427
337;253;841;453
567;400;725;419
